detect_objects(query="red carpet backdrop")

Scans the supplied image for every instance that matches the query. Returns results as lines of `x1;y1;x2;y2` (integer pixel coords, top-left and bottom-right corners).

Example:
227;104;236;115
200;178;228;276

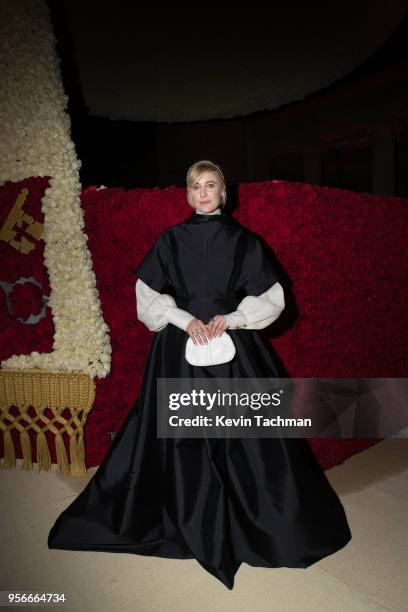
1;178;407;468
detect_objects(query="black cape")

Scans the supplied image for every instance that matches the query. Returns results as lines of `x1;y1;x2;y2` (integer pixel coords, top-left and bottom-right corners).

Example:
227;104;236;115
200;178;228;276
48;209;352;590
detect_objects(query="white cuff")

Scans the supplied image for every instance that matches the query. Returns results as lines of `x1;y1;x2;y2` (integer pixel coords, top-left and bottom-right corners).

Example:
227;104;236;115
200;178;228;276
164;307;195;331
224;282;285;330
224;311;247;329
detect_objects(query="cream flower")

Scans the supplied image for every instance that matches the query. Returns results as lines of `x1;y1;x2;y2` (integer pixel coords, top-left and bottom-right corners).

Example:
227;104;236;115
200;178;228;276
0;0;111;378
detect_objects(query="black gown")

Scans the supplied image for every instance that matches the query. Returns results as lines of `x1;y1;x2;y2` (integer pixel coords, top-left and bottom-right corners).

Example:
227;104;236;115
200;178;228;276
48;209;352;590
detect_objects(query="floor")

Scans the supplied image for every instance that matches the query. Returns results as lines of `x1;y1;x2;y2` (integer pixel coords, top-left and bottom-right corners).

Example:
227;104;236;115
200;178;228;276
0;437;407;611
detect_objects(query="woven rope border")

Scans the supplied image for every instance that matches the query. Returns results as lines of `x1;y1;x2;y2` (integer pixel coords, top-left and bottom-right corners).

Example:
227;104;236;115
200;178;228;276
0;368;95;477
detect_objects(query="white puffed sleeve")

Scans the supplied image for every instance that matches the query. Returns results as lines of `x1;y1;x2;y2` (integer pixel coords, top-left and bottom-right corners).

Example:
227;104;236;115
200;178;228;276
136;279;195;332
224;282;285;330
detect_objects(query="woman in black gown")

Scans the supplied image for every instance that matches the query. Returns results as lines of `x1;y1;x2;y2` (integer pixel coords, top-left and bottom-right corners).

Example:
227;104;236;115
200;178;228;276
48;160;352;590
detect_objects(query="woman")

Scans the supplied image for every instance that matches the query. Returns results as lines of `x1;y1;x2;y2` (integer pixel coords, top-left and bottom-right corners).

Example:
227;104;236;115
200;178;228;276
48;160;352;590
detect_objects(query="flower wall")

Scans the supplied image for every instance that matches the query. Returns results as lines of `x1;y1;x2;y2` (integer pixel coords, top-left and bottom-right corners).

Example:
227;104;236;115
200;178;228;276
0;0;111;379
0;177;55;358
15;179;401;469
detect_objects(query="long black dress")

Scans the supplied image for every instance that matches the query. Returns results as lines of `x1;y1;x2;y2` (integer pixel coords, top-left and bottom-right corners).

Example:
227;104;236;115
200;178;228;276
48;208;352;590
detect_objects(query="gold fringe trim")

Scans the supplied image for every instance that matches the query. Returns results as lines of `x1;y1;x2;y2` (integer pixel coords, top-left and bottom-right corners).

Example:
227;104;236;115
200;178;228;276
20;429;32;470
0;368;95;477
3;429;15;469
55;432;69;475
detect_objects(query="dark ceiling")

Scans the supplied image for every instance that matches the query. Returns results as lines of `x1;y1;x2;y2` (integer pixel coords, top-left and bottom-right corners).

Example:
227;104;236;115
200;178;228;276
51;1;407;122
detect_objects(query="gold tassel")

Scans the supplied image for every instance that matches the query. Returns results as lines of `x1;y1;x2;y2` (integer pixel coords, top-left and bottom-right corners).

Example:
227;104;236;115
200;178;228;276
55;432;70;475
70;434;87;478
3;429;16;469
69;434;80;477
0;369;95;477
36;430;51;472
20;429;33;471
77;431;86;465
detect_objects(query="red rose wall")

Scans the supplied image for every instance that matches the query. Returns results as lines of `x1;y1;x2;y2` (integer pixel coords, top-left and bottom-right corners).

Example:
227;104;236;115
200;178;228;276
1;177;407;469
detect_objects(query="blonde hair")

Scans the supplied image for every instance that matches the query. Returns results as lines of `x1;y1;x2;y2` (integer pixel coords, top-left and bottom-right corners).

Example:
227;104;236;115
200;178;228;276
186;160;227;208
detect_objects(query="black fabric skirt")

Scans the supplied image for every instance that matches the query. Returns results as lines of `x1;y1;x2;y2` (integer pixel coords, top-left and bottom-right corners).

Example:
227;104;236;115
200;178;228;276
48;326;352;590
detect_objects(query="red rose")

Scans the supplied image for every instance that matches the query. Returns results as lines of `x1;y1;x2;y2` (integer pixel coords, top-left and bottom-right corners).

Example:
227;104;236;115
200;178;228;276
9;281;45;321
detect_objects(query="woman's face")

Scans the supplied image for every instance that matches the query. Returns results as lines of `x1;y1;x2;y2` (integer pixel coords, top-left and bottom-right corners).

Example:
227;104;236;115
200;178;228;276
189;170;224;213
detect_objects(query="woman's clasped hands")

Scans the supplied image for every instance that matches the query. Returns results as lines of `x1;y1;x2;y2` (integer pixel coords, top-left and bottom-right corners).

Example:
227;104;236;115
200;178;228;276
186;315;228;345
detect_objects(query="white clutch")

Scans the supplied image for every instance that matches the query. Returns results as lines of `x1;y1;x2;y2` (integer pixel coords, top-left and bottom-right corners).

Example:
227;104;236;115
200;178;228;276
185;332;236;366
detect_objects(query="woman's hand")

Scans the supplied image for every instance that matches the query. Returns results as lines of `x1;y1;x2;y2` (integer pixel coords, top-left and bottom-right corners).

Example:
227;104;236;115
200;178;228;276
186;318;211;345
207;314;228;338
186;315;228;343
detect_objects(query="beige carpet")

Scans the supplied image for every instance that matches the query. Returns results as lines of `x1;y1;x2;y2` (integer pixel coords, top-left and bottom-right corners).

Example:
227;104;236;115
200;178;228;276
0;438;407;612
